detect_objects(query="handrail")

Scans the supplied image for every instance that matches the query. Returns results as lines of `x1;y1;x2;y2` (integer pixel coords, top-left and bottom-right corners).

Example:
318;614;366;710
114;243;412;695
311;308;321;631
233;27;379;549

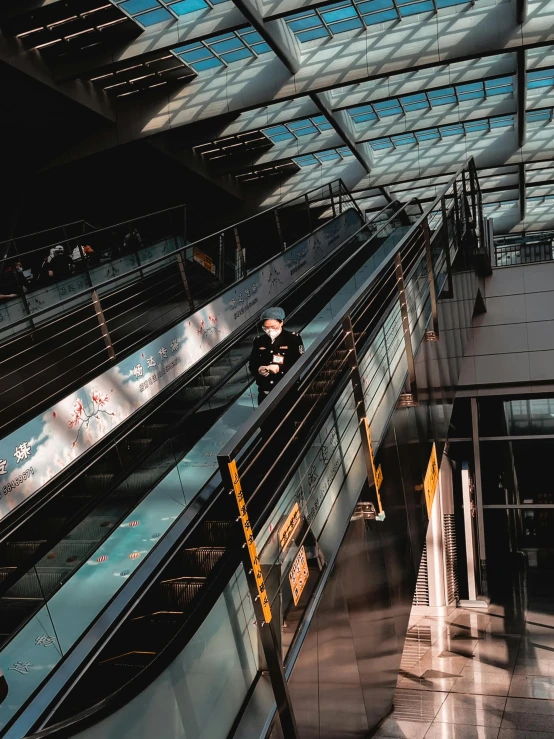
2;179;359;267
0;220;95;251
0;199;400;598
0;199;409;739
220;159;474;461
0;183;362;441
16;162;479;739
0;198;378;538
0;180;354;334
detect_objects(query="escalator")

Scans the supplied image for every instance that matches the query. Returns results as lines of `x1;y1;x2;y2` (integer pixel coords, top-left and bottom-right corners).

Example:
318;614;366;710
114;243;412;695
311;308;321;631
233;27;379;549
0;200;420;734
0;159;487;739
0;182;345;435
0;161;485;739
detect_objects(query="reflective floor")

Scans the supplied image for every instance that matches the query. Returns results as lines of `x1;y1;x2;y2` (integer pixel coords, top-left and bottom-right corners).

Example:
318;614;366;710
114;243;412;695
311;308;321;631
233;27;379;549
376;569;554;738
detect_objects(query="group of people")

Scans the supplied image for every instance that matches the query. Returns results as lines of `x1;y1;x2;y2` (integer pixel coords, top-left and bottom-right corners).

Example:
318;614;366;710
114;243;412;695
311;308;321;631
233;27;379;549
0;244;97;300
0;225;144;301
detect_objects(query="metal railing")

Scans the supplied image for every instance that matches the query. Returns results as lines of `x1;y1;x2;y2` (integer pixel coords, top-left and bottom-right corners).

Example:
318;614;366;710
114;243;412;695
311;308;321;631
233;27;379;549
0;180;358;437
0;219;96;263
494;230;554;266
0;199;411;738
9;160;483;739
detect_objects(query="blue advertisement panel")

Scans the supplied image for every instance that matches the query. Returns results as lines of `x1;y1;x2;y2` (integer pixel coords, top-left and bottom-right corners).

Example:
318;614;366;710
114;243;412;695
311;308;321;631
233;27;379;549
0;209;361;522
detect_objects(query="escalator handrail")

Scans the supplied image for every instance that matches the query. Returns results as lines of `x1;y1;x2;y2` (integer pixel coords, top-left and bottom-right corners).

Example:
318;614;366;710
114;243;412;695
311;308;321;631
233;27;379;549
219;156;474;462
0;198;384;540
2;181;359;333
0;200;415;739
7;181;359;267
0;199;401;601
40;163;473;736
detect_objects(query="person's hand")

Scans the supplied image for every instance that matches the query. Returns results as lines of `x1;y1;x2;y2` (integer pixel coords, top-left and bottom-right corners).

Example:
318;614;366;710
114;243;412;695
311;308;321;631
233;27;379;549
267;364;280;374
258;366;270;376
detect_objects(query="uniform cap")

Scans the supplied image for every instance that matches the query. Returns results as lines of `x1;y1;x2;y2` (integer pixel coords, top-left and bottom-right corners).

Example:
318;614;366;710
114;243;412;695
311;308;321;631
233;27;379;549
261;306;285;321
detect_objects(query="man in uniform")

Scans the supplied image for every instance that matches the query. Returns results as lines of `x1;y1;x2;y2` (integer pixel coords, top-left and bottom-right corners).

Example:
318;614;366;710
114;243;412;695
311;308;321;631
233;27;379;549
249;306;304;405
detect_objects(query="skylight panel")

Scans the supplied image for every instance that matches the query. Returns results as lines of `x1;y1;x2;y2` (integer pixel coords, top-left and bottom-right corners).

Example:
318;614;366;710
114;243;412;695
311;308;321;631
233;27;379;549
527;108;553;123
373;99;403;117
401;93;429;112
527;68;554;89
113;0;227;26
172;26;271;73
286;0;472;42
427;87;456;106
485;76;513;96
293;146;354;165
262;115;334;143
457;81;484;102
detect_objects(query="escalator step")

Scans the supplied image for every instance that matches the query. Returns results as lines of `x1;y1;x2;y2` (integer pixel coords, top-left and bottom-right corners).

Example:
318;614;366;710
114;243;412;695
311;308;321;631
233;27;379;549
0;540;47;566
0;567;16;584
158;577;205;608
197;520;234;547
39;539;98;567
178;547;226;576
84;473;116;491
65;515;119;542
5;568;68;598
183;386;207;401
0;597;44;634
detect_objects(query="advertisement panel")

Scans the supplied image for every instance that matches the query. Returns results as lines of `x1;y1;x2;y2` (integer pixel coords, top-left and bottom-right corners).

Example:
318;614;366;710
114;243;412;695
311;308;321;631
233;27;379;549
0;209;361;523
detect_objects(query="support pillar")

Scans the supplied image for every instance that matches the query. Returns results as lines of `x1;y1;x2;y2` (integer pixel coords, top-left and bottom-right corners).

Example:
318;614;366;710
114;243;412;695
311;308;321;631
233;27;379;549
395;253;418;405
92;289;115;361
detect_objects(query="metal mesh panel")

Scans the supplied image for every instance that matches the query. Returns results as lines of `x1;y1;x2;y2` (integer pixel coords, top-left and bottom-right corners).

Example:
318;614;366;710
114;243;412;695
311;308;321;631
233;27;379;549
443;513;459;605
412;543;429;606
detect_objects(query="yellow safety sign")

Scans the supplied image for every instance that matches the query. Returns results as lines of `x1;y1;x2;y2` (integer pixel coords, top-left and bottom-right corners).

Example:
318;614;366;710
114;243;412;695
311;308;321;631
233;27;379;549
279;502;301;552
424;443;439;516
193;246;216;275
289;546;309;606
228;459;272;624
363;418;384;515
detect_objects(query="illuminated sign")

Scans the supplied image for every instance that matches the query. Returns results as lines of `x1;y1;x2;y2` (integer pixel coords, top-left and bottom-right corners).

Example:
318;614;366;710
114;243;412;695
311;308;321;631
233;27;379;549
228;460;272;624
424;443;439;516
289;546;309;606
279;502;301;552
193;247;216;275
363;418;384;516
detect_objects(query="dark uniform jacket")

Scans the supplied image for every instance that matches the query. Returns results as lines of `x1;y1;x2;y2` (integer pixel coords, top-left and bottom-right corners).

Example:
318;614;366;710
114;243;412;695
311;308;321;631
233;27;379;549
248;329;304;395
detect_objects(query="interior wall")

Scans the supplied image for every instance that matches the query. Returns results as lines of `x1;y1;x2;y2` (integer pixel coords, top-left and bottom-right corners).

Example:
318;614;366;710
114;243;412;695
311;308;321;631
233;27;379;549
286;249;480;739
459;260;554;389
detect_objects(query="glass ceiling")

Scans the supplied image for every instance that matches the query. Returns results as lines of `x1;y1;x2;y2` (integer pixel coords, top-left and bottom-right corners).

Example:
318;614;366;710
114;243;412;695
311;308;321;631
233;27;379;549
368;113;515;152
294;146;354;166
367;108;553;153
173;27;272;72
347;76;513;124
112;0;229;27
528;67;554;89
262;115;332;142
286;0;471;43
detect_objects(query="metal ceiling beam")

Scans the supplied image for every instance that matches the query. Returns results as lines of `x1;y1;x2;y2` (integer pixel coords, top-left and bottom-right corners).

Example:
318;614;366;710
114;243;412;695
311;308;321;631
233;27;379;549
310;91;371;174
231;0;299;75
517;48;527;148
517;0;528;24
519;162;526;221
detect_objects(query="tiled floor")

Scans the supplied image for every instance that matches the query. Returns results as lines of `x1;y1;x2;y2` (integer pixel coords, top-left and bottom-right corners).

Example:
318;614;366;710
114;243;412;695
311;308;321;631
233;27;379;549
375;572;554;738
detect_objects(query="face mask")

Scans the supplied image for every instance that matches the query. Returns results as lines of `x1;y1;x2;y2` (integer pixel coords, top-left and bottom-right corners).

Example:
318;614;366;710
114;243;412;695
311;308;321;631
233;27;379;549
263;327;282;340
